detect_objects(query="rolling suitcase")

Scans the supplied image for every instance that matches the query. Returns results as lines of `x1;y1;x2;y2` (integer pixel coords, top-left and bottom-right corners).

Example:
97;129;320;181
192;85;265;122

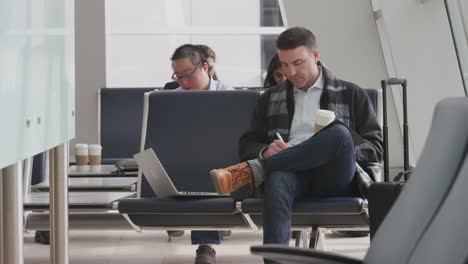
369;78;411;239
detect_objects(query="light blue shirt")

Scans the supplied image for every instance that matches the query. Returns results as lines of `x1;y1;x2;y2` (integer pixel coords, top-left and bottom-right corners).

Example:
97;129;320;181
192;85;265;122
288;69;324;146
175;78;233;91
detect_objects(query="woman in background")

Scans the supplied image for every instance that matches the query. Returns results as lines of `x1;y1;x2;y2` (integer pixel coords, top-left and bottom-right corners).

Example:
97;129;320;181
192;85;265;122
164;44;218;90
263;53;287;88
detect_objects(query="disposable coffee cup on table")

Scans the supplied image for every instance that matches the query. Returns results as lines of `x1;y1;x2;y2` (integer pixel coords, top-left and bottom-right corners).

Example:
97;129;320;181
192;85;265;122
314;110;336;133
88;144;102;172
75;144;89;171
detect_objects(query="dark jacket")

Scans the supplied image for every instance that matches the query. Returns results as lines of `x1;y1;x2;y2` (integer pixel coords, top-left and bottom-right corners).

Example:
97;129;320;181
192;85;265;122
239;63;383;196
164;81;179;90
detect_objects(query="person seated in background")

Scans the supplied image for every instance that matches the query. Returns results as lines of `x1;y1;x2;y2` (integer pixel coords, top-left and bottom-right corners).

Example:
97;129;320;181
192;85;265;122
209;27;383;262
165;44;233;243
170;44;229;92
263;53;287;88
167;43;233;264
164;44;218;90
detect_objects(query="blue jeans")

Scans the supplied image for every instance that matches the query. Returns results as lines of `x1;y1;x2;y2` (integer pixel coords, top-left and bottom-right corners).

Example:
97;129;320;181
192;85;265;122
191;231;221;245
261;124;356;245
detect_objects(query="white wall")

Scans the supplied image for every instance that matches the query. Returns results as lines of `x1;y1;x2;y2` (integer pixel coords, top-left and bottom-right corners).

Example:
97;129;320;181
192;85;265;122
373;0;465;164
74;0;106;151
282;0;387;88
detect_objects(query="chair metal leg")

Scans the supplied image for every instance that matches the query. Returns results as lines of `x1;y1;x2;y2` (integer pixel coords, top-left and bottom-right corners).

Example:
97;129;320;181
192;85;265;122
301;228;311;248
293;230;301;247
22;157;33;201
0;169;3;264
49;144;69;264
309;226;317;248
315;227;327;251
1;162;24;264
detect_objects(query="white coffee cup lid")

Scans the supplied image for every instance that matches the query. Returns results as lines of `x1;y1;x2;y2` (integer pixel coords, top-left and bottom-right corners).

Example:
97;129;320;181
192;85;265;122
88;144;102;150
315;110;336;126
75;143;88;149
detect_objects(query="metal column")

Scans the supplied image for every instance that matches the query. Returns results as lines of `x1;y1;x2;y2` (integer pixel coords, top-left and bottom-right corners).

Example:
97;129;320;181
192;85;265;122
49;143;69;264
22;158;32;201
1;162;23;264
0;169;3;264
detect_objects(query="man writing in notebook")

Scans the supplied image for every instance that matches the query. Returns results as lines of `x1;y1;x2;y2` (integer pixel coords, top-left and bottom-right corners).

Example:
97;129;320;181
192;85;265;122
210;27;383;252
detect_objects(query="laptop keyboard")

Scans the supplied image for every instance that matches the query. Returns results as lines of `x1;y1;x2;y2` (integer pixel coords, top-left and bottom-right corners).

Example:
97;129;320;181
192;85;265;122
179;191;219;196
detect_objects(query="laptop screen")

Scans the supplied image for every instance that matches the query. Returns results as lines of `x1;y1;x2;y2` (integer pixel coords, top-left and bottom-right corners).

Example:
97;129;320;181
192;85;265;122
133;148;178;198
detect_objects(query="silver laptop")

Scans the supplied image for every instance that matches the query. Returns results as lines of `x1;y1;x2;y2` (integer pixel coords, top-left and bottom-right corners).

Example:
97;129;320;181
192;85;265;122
134;148;226;198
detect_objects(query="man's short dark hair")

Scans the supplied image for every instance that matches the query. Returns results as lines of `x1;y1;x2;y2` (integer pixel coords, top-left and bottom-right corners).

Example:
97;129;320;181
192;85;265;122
171;44;206;66
276;27;317;51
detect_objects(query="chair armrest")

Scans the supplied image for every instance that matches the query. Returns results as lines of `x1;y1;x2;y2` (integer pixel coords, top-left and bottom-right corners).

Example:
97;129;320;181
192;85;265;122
366;162;383;182
251;245;362;264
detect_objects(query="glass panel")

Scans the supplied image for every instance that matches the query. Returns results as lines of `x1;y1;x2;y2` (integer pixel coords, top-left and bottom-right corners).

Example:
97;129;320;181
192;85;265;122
106;35;190;87
261;0;284;26
106;0;189;33
191;0;260;27
105;0;285;87
0;0;75;167
107;35;262;87
191;35;262;87
446;0;468;95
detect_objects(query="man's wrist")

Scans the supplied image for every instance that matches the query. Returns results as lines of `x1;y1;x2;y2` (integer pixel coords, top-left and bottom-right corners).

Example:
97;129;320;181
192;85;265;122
258;146;269;159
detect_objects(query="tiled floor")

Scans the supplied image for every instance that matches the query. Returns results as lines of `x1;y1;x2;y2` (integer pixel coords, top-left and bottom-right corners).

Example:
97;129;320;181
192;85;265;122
24;229;369;264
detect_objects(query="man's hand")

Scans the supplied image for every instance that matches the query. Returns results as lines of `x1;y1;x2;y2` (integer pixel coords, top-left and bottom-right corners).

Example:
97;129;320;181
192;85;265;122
263;140;292;158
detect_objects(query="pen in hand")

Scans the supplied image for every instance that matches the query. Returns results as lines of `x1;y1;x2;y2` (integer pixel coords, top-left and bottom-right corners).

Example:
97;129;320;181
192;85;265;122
275;132;285;143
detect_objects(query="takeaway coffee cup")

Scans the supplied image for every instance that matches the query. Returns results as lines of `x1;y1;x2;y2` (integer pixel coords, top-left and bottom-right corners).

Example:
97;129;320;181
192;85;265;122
314;110;336;133
88;144;102;171
75;144;89;171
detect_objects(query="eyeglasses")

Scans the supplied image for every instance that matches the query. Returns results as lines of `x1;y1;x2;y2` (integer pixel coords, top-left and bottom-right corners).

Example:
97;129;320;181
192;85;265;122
171;64;202;82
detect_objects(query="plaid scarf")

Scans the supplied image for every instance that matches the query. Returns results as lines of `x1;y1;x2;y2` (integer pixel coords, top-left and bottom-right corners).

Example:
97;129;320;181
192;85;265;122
267;62;351;139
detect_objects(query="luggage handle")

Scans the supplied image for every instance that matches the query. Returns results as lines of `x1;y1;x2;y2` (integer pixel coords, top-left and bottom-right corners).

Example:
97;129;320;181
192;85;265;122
382;78;407;86
381;78;409;182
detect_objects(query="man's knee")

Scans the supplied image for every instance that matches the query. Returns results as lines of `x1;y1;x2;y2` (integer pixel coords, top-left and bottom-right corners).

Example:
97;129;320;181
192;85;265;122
326;124;353;147
263;171;295;196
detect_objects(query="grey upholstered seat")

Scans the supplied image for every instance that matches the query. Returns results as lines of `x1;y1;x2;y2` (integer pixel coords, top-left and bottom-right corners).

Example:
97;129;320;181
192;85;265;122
366;97;468;263
251;97;468;263
99;87;157;163
119;90;259;229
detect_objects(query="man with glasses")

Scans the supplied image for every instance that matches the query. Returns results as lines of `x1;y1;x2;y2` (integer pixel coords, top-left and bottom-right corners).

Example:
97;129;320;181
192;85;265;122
167;44;233;264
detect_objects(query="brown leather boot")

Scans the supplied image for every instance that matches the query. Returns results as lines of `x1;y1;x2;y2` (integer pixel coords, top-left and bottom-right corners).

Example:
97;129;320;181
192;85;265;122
209;162;253;194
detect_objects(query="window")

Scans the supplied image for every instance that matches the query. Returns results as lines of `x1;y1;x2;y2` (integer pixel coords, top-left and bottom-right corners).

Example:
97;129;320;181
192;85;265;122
105;0;285;87
446;0;468;95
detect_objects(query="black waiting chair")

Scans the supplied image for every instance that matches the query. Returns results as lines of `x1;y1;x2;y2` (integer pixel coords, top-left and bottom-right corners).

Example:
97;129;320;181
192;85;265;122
118;90;259;230
99;87;159;164
251;97;468;263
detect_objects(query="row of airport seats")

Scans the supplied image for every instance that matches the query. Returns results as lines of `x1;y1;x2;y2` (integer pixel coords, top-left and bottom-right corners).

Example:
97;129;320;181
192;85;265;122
98;87;267;164
22;88;148;238
24;86;380;249
113;89;380;248
25;87;178;238
22;86;264;243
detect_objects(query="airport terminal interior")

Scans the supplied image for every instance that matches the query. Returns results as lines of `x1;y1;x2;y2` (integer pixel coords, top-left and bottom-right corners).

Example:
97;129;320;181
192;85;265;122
1;0;468;263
